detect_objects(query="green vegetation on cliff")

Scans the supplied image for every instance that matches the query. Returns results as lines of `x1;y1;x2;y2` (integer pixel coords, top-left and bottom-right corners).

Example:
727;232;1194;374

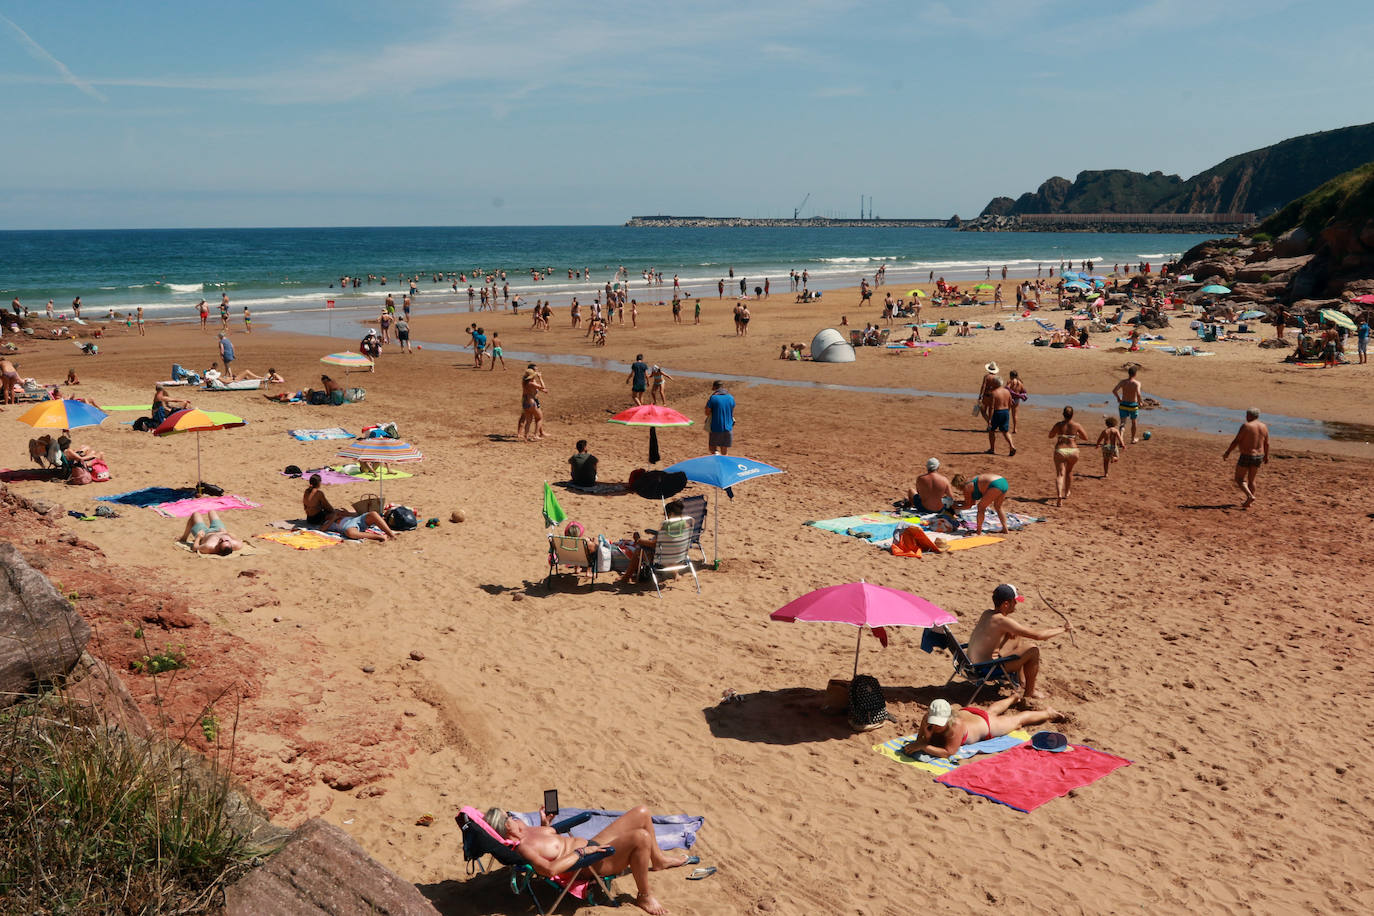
982;122;1374;218
1260;160;1374;239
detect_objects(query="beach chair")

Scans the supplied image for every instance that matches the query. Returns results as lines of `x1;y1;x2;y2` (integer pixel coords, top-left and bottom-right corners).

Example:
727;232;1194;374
647;517;699;598
458;806;618;915
676;495;709;564
849;329;863;347
547;535;597;590
920;625;1020;704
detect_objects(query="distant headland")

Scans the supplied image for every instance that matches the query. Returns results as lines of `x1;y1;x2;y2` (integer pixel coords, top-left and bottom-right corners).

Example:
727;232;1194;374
625;215;954;228
624;213;1255;233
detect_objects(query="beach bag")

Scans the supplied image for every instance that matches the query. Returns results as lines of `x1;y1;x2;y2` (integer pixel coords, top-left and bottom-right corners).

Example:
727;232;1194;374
595;535;613;573
385;506;417;531
352;495;381;514
346;387;366;403
306;390;329;405
67;465;92;486
847;674;891;732
330;389;347;406
88;459;111;482
133;416;156;431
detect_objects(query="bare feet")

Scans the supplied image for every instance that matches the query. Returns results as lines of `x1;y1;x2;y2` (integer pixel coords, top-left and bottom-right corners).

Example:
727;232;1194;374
651;852;693;871
634;893;668;915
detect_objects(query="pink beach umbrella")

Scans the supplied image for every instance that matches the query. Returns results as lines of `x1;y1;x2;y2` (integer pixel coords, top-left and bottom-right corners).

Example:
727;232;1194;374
770;581;958;678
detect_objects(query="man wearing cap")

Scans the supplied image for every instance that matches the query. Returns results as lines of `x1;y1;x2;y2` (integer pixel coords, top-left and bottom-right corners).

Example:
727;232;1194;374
903;458;954;513
965;584;1070;700
901;696;1062;759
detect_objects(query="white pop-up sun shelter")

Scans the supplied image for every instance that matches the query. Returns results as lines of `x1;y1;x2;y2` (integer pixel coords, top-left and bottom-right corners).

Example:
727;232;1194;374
810;328;856;362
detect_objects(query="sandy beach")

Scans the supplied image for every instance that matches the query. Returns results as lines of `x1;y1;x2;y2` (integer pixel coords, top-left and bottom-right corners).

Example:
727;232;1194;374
3;278;1373;915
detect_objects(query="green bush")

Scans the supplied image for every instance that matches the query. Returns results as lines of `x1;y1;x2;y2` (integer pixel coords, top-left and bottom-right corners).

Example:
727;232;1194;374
1250;231;1273;244
0;693;261;913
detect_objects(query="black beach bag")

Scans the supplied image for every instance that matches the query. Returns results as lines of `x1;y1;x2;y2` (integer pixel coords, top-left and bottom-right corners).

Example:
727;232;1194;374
847;674;892;732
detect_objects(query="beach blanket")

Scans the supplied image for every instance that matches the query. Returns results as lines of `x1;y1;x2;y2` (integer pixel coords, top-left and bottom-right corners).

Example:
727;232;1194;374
154;494;261;517
282;467;357;484
511;807;702;851
331;464;414;481
97;486;196;507
807;510;1042;546
1035;319;1057;333
288;427;354;441
558;480;628;495
874;730;1030;775
256;530;342;550
935;742;1132;812
0;468;63;482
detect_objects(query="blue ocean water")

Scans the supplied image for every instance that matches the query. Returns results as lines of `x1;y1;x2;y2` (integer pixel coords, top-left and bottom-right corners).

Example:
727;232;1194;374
0;225;1199;323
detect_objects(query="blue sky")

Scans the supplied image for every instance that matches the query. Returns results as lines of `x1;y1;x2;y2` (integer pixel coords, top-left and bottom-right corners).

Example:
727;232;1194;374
1;0;1368;228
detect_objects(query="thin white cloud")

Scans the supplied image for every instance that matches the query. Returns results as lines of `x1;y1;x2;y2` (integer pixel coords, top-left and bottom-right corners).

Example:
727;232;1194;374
0;13;106;102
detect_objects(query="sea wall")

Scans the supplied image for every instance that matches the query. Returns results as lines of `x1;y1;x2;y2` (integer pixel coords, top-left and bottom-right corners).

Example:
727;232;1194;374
962;213;1257;233
626;216;955;228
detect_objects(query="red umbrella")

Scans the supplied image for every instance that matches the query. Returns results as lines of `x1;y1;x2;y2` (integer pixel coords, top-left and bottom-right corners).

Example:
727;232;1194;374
1351;294;1374;305
609;405;693;464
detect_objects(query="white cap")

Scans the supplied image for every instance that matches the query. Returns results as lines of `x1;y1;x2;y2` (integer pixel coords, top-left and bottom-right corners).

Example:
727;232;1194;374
926;458;940;472
927;699;953;727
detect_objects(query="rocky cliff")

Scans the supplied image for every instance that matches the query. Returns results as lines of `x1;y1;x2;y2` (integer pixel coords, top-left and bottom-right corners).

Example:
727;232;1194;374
982;122;1374;219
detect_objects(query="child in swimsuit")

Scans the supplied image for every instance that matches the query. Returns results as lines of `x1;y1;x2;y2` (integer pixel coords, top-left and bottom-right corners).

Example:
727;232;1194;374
1096;417;1125;478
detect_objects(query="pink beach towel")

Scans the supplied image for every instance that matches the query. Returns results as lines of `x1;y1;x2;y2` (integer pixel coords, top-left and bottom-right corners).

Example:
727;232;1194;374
154;494;262;517
935;742;1131;812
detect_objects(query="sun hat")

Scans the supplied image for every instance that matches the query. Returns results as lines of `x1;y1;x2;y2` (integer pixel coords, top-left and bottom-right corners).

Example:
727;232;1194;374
985;361;999;373
926;458;940;472
1031;731;1069;752
926;699;953;727
992;583;1026;605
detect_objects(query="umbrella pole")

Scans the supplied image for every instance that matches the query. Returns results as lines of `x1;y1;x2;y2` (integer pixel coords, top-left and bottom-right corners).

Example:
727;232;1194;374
853;627;863;680
713;487;720;569
196;432;203;493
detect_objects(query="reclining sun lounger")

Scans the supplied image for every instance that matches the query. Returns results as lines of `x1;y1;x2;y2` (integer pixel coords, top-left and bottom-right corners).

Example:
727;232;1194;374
459;806;618;914
920;624;1020;704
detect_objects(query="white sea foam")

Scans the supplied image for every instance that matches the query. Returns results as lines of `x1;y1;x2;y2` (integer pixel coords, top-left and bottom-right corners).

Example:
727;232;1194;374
166;282;203;293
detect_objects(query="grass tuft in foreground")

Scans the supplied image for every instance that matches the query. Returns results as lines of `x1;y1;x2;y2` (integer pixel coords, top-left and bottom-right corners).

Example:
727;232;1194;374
0;691;261;914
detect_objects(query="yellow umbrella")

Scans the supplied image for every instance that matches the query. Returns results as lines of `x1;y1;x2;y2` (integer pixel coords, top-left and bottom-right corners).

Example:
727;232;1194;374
905;289;927;298
1319;308;1356;332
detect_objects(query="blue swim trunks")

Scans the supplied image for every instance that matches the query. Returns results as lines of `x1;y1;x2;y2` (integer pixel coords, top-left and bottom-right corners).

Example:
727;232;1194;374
989;409;1010;433
1118;401;1139;421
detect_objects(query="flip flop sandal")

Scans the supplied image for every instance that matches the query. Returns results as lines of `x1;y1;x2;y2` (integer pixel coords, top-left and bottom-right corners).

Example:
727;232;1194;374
687;867;716;880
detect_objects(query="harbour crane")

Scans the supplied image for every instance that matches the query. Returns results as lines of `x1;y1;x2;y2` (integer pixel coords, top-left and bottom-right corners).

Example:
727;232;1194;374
793;193;810;219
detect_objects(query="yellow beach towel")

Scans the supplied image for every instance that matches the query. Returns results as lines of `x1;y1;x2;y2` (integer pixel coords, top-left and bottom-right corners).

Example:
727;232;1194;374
874;729;1030;775
255;530;342;550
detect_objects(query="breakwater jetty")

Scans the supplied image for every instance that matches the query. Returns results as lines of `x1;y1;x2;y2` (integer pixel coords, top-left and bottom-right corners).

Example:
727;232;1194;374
625;215;956;228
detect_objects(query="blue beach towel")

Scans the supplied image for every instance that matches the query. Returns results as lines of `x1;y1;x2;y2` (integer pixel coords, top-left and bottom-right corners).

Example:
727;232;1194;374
97;486;196;507
288;427;354;441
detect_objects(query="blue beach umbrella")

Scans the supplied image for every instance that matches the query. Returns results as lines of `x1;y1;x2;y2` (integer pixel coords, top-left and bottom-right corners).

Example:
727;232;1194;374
1200;284;1231;295
16;398;109;430
1063;280;1090;291
664;454;785;567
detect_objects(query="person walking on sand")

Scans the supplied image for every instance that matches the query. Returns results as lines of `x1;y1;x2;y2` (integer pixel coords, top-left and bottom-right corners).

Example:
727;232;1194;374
518;364;547;441
705;380;735;455
217;332;236;379
243;306;252;333
649;363;673;405
1047;406;1089;507
1096;416;1125;478
1112;365;1144;444
136;307;146;337
966;583;1069;701
978;362;1000;423
219;293;230;329
1006;369;1027;433
985;380;1015;457
627;354;649;405
1222;408;1270;509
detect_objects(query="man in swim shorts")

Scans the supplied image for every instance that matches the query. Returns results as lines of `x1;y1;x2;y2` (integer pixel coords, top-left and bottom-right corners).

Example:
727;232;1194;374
900;696;1062;759
1112;365;1143;444
1222;407;1269;509
903;457;954;512
985;379;1016;456
966;584;1070;700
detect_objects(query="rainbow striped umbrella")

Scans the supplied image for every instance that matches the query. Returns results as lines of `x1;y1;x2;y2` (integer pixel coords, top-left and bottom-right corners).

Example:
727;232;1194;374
16;398;108;430
321;351;374;374
335;438;422;502
153;409;247;492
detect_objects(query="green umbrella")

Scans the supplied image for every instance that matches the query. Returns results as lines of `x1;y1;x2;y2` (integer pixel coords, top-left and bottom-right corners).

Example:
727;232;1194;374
1320;308;1356;332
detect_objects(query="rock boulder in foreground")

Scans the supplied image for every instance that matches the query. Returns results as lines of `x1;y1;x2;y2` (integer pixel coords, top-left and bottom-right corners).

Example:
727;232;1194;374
0;541;91;704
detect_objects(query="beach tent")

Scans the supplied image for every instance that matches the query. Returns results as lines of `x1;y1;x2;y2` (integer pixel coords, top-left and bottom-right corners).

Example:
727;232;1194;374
811;328;856;363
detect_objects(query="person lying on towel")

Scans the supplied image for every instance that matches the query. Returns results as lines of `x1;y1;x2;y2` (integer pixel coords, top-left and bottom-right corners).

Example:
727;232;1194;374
900;697;1063;759
482;804;694;916
179;510;246;556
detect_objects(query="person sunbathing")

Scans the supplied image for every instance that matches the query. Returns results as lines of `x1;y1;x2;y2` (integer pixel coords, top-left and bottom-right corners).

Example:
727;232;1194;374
65;369;80;385
302;473;335;525
482;804;693;916
900;696;1062;759
152;385;191;424
324;507;396;542
179;510;245;556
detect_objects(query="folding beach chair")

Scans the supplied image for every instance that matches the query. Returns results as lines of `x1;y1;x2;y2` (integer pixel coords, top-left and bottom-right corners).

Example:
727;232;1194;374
458;806;618;914
676;495;709;564
547;535;597;590
920;624;1020;704
647;517;699;598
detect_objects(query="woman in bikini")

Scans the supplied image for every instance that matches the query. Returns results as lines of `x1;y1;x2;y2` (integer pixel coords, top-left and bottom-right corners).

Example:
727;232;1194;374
900;697;1062;759
1006;369;1028;433
1047;406;1089;507
303;474;335;525
950;472;1011;535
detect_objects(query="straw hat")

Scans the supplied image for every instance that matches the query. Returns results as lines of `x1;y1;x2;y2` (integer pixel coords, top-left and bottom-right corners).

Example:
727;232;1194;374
985;361;999;374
